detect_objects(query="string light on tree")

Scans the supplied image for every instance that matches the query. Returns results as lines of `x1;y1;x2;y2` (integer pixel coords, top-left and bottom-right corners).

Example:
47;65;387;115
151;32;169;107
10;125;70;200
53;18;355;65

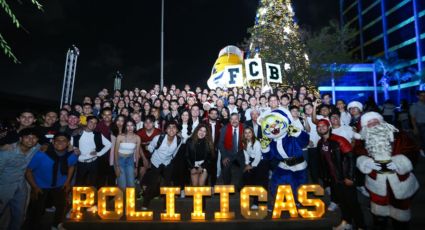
247;0;312;88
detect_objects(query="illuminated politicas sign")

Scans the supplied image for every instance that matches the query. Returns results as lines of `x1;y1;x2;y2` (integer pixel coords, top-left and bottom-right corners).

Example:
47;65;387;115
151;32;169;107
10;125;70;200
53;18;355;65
71;184;325;221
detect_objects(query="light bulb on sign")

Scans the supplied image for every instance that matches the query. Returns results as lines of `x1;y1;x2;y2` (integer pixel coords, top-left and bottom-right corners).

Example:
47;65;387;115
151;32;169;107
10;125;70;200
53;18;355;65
214;185;235;219
240;186;267;220
160;187;181;221
125;188;153;221
272;185;298;218
97;187;123;220
297;185;325;219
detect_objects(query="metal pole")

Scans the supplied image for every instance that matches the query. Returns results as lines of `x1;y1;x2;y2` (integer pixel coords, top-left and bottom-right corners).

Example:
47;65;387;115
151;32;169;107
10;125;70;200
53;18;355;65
160;0;165;90
357;0;365;61
60;49;70;108
380;0;389;58
413;0;423;72
373;64;378;104
331;64;336;105
69;52;79;105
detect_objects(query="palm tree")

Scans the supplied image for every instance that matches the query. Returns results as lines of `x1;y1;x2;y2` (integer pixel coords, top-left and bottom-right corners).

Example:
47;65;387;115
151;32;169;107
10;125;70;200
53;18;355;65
1;0;43;63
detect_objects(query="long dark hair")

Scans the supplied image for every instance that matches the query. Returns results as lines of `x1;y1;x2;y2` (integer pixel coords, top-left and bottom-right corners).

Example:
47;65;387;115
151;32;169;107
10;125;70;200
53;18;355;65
189;124;214;154
242;127;256;151
111;115;126;136
178;109;193;136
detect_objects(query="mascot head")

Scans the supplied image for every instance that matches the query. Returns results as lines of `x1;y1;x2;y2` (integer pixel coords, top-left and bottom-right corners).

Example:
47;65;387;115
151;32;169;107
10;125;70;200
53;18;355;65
260;109;292;139
207;45;244;89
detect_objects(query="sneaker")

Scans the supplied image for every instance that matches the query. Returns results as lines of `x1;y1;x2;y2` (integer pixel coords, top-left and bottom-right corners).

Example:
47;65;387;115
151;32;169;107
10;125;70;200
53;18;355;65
333;220;352;230
251;205;258;210
57;223;66;230
357;186;369;197
141;206;148;211
327;202;338;212
87;205;98;213
180;190;185;198
325;187;331;195
65;209;72;219
46;206;56;212
420;149;425;158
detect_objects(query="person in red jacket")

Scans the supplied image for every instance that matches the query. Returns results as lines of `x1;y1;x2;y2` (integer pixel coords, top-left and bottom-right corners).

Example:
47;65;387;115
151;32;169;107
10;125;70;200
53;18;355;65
317;119;365;230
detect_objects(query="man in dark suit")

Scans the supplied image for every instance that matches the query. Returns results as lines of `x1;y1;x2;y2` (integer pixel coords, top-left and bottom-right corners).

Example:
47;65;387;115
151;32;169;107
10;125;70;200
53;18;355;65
218;113;244;189
203;108;222;187
244;109;262;139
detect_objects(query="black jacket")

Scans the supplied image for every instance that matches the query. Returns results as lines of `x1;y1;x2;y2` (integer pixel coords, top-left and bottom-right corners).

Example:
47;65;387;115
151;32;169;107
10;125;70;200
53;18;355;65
185;138;212;169
317;134;355;184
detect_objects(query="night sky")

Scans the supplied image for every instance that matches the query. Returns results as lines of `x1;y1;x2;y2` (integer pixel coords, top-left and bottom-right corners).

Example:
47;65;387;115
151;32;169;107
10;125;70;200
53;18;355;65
0;0;338;102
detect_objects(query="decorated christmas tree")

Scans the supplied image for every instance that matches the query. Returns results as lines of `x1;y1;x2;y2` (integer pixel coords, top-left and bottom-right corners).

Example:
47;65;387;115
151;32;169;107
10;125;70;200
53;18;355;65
246;0;311;88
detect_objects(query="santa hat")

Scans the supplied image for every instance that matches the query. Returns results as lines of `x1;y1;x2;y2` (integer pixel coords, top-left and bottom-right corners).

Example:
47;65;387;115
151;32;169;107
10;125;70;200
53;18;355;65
361;112;383;127
347;101;363;112
187;91;196;97
203;102;212;109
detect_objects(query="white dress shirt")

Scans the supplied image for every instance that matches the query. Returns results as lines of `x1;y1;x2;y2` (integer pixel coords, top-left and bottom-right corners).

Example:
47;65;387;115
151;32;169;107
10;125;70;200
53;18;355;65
244;141;262;167
209;121;216;142
72;131;112;162
180;123;192;144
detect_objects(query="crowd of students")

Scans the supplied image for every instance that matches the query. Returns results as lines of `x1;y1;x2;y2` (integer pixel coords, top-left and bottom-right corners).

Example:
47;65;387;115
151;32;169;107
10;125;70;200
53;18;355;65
1;83;424;230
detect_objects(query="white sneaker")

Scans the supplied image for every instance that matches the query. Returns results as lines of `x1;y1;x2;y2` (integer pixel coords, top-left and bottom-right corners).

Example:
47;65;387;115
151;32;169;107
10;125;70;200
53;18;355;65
357;186;369;197
51;223;66;230
420;149;425;158
333;220;352;230
325;187;331;195
57;223;66;230
87;205;98;213
46;206;56;212
141;206;148;211
327;202;338;211
250;205;258;210
180;190;185;198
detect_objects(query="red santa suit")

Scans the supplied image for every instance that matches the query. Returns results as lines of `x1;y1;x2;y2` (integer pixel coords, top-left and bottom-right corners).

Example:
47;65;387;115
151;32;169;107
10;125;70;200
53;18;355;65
356;112;419;222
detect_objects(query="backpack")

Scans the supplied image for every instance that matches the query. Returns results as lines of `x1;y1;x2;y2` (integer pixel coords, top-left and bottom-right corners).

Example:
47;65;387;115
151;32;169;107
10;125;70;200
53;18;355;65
154;133;182;150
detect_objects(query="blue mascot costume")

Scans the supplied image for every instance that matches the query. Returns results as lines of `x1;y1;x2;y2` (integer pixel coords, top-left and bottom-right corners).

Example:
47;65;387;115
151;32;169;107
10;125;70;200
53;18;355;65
259;109;309;206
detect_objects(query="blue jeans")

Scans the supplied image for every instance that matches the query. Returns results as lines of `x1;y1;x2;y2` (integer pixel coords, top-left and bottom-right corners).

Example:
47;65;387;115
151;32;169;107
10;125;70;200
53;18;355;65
117;155;135;190
0;182;28;230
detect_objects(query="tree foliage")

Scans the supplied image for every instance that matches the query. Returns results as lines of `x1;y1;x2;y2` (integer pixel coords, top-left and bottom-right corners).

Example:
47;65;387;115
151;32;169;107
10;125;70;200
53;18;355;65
0;0;43;63
245;0;311;88
302;20;358;81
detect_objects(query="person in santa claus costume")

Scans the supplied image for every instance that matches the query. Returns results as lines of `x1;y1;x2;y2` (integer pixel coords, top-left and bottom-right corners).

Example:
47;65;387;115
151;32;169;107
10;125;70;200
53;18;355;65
356;112;419;229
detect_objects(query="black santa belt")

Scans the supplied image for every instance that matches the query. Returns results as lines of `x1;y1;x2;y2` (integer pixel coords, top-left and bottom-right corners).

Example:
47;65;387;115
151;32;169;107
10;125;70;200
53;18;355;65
281;156;305;167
